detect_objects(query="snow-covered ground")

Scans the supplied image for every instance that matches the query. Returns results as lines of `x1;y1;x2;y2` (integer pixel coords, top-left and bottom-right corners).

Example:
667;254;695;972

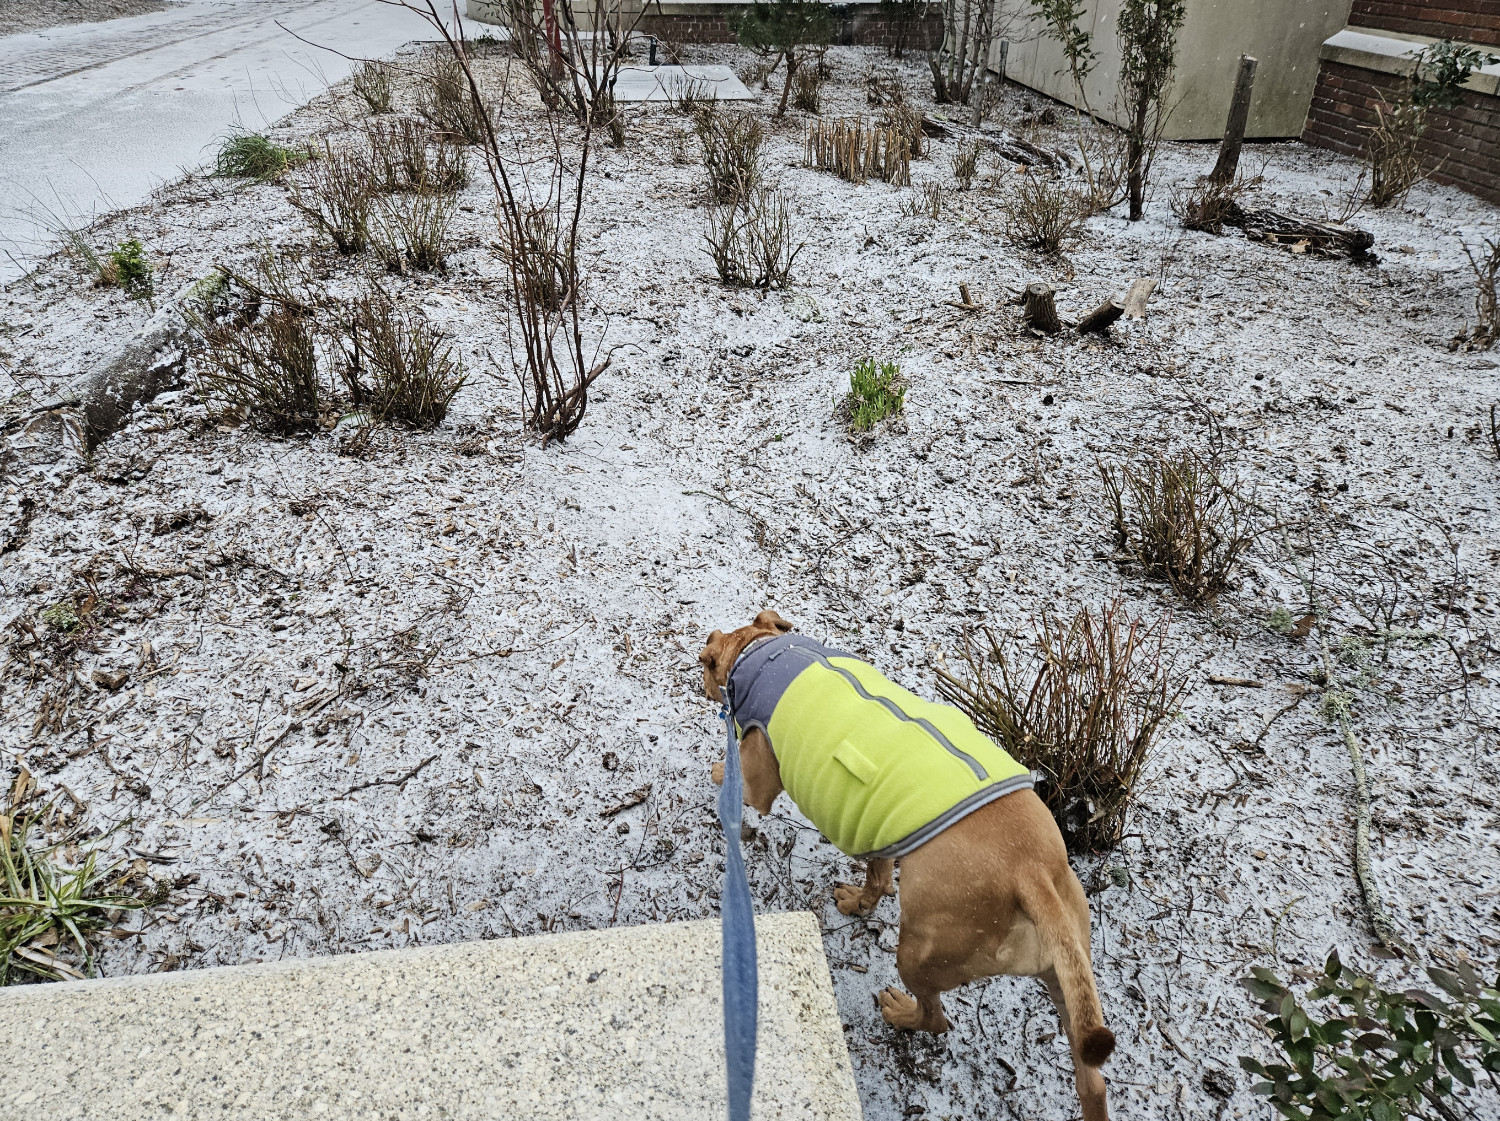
2;42;1498;1120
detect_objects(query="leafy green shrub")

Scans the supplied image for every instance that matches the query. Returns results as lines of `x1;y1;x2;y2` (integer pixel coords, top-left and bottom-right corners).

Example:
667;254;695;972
1241;951;1500;1120
737;0;832;117
846;356;904;431
1367;39;1498;208
214;132;305;181
99;239;153;300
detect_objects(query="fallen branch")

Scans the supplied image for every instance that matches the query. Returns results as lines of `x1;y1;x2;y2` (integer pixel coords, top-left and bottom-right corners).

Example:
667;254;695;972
1280;527;1408;958
1228;204;1374;260
919;116;1072;172
599;784;652;818
1076;296;1125;334
343;754;440;796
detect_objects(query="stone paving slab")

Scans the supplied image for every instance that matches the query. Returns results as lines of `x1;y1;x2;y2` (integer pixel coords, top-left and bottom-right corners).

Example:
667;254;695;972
0;911;863;1120
614;64;751;103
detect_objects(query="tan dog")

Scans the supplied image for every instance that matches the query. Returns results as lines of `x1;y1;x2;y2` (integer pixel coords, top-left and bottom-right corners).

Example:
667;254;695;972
702;610;1113;1121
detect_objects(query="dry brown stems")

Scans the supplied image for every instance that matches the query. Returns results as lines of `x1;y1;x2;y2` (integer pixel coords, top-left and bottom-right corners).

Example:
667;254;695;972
805;117;911;186
1099;451;1257;602
1001;171;1088;255
935;602;1187;853
340;288;466;427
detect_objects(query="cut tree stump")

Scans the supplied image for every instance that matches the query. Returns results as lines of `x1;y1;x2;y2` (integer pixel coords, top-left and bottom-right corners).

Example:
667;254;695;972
1227;204;1374;259
1076;296;1125;334
1022;282;1062;334
1122;278;1157;319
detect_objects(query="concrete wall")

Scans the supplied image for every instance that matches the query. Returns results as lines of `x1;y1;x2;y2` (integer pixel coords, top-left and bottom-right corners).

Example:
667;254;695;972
999;0;1354;140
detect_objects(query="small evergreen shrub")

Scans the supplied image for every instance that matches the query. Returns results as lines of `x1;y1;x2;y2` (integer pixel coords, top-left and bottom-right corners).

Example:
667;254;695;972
100;239;153;300
1241;951;1500;1120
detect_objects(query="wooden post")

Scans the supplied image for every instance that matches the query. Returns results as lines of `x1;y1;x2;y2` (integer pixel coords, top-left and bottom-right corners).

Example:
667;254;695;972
1122;277;1157;319
1076;296;1125;334
1210;55;1258;185
1022;282;1062;334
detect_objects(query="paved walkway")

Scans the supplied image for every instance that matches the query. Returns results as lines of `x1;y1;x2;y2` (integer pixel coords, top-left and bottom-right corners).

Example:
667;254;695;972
0;0;469;283
0;912;863;1120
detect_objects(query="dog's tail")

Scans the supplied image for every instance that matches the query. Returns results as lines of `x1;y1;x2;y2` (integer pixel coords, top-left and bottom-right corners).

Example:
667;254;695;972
1025;880;1116;1068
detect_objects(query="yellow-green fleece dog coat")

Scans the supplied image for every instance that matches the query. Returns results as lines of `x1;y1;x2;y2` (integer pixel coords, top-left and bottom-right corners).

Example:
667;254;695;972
726;633;1033;859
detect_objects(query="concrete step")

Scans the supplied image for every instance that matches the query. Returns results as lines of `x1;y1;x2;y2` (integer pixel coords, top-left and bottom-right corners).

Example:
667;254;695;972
1;911;862;1120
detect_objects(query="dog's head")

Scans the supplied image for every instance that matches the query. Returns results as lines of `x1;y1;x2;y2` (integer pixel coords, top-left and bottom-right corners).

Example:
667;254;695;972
698;609;793;702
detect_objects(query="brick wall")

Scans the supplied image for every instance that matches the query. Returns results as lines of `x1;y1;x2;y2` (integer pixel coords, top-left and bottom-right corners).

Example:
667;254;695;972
1348;1;1500;48
638;4;943;49
1303;58;1500;204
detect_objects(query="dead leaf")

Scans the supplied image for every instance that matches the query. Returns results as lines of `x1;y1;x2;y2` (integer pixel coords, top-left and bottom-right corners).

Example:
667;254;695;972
1289;614;1317;639
91;670;129;692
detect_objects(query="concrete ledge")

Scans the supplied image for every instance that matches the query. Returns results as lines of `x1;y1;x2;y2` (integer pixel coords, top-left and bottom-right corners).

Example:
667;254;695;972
1320;27;1500;98
0;911;862;1120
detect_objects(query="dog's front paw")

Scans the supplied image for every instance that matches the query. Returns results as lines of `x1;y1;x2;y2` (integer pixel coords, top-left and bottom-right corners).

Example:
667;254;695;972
833;882;875;917
711;762;725;786
877;987;924;1030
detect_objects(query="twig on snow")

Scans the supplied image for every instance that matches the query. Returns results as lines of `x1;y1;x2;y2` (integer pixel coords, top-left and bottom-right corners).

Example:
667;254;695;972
1280;526;1409;958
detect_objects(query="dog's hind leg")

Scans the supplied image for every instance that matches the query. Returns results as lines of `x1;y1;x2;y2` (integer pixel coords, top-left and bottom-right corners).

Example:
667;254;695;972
834;857;894;916
1042;968;1110;1121
877;932;954;1034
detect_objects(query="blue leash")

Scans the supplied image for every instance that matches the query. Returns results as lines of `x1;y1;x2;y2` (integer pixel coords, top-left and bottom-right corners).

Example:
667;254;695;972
717;698;757;1121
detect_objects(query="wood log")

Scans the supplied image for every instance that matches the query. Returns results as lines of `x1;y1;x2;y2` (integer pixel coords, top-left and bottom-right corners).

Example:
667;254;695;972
1076;296;1125;334
1210;55;1258;185
1226;204;1374;259
919;115;1071;172
1122;277;1157;319
1022;282;1062;334
3;286;193;450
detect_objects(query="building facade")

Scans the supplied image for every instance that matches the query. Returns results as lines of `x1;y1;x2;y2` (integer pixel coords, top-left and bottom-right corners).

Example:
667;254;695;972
1302;2;1500;204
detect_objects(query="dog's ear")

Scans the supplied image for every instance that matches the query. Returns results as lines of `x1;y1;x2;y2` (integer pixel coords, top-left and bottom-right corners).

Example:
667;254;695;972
754;609;793;633
699;630;724;668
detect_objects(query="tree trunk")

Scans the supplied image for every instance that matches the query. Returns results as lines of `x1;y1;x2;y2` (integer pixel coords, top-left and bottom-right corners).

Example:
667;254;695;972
1127;100;1148;221
1076;296;1125;334
1022;282;1061;334
1210;55;1258;185
777;52;795;117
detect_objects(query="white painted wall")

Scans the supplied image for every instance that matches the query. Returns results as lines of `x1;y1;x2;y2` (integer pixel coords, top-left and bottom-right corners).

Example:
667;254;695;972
997;0;1353;140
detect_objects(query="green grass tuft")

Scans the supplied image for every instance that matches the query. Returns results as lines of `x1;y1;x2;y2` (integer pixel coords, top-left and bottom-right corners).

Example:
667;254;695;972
847;356;905;431
214;132;305;181
2;797;148;984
